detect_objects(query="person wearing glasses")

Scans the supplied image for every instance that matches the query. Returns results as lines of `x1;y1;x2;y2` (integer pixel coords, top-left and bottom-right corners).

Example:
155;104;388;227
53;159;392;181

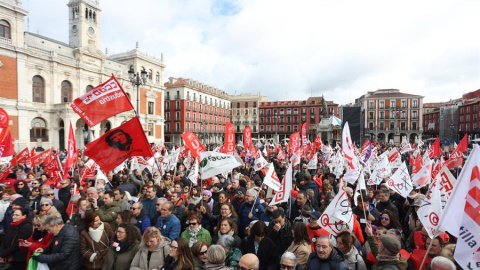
27;187;40;207
19;215;53;267
0;208;33;270
203;245;231;270
160;237;195;270
306;236;349;270
38;198;61;218
181;214;212;247
279;252;298;270
191;241;209;270
131;202;151;234
375;210;402;231
14;180;30;198
156;201;181;242
102;223;139;270
80;213;115;270
130;226;171;270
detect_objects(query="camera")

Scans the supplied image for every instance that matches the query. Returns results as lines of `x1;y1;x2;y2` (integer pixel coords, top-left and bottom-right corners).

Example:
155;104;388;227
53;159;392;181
88;198;94;203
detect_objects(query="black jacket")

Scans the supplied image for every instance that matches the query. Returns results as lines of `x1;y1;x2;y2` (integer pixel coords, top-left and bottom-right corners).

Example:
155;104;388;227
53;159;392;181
0;219;33;263
35;223;80;270
240;236;279;270
58;185;71;208
306;247;349;270
118;182;138;197
268;219;293;255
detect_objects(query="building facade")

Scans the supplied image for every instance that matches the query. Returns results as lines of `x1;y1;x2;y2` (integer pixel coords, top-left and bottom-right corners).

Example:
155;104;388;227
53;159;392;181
229;93;267;141
258;96;338;143
355;89;424;144
164;77;231;145
458;98;480;141
0;0;165;152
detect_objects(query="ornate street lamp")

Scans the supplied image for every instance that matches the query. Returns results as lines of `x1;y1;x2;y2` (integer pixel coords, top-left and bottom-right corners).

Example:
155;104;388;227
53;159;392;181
128;67;148;116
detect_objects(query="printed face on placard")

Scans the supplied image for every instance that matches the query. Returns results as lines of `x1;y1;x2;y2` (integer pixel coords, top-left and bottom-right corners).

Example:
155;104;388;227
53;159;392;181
105;129;132;151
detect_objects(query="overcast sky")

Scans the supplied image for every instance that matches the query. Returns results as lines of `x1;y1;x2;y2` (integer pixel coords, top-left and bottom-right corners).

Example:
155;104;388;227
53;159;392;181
25;0;480;104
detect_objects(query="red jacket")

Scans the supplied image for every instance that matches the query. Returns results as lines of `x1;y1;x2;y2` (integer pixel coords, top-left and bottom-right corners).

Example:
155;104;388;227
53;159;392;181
306;225;330;252
20;232;54;266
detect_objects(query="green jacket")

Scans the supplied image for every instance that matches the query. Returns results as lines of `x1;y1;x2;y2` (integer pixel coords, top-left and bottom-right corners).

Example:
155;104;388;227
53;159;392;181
180;227;212;246
87;201;122;231
225;247;242;270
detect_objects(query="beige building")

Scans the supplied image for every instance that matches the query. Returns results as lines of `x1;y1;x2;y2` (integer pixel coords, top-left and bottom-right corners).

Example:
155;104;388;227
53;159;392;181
229;93;267;141
0;0;165;152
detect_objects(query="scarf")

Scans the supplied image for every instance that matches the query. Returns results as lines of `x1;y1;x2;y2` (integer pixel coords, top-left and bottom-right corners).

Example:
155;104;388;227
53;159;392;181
189;225;202;247
376;254;400;264
11;217;27;227
33;228;48;241
112;238;131;254
40;206;52;214
218;229;234;239
78;209;86;219
89;222;105;242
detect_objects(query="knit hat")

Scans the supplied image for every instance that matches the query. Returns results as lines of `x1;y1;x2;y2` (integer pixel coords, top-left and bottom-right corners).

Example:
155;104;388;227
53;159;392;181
380;234;401;254
236;187;247;195
12;197;27;207
202;190;212;197
246;188;258;198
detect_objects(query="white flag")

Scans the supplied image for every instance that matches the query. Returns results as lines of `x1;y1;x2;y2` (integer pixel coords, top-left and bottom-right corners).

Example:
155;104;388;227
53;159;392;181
270;163;292;206
353;170;367;206
417;182;443;239
386;162;413;198
411;160;433;188
254;151;268;171
342;122;359;171
188;159;199;184
263;163;281;192
318;186;354;236
367;157;390;185
307;153;318;170
199;151;242;180
438;145;480;269
436;165;457;199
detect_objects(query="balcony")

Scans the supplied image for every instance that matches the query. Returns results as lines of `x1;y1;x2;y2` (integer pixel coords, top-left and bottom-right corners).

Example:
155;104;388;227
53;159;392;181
175;95;180;100
165;96;170;101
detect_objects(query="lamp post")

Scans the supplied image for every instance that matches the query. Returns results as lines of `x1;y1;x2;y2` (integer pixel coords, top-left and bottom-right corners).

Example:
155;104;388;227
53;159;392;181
274;112;278;143
128;67;148;116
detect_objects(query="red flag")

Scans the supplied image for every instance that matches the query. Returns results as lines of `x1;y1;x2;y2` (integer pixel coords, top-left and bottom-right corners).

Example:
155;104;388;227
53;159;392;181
277;147;285;160
243;127;256;155
84;117;152;172
44;152;63;175
31;148;52;167
314;135;323;150
0;132;14;157
289;132;300;156
445;134;468;169
428;138;441;158
71;75;134;127
432;155;445;179
301;123;308;154
388;148;400;163
360;139;370;156
62;122;77;180
0;164;14;184
181;132;205;159
223;122;235;155
0;108;9;141
12;147;30;165
412;153;424;175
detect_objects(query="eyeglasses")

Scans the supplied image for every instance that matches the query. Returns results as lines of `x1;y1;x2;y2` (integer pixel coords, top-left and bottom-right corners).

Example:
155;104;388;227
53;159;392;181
47;194;54;196
380;217;390;221
131;207;138;210
32;182;39;185
41;204;50;207
170;245;178;250
199;250;207;255
116;230;126;234
280;264;295;270
156;204;162;206
17;183;24;186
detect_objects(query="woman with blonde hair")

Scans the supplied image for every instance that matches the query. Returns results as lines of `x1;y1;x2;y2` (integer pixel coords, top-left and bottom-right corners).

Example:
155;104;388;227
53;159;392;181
130;226;171;270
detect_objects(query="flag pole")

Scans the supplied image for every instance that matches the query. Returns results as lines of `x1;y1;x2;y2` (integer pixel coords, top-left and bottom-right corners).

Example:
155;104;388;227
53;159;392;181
419;235;434;270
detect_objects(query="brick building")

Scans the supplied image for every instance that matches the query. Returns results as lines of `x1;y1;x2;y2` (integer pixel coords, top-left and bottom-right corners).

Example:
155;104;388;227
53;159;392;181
355;89;424;144
458;98;480;141
0;0;165;151
164;77;231;145
258;96;338;143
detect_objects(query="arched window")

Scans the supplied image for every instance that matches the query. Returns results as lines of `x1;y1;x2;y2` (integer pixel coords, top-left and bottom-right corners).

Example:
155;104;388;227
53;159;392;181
148;69;153;80
61;80;72;103
156;72;160;83
32;75;45;103
0;20;10;39
86;85;94;92
30;118;48;142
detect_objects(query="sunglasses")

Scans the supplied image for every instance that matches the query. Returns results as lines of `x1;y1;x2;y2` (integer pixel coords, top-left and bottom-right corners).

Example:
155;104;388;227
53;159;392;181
170;245;178;250
280;264;295;270
156;204;162;206
17;183;24;185
41;204;50;207
47;194;54;196
189;222;197;226
380;217;390;221
199;251;207;255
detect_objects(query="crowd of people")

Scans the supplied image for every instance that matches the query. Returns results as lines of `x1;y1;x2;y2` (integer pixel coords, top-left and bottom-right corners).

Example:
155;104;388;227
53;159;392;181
0;142;463;270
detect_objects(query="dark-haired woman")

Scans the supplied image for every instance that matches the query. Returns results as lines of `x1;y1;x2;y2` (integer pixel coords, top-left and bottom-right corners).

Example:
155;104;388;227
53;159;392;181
240;220;279;270
335;231;366;270
161;238;195;270
14;180;30;198
0;208;33;270
81;212;115;270
212;217;242;248
71;197;88;232
102;223;139;270
286;222;311;270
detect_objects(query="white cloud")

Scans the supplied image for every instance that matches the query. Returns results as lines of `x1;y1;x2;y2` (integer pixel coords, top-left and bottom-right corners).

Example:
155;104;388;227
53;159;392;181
25;0;480;104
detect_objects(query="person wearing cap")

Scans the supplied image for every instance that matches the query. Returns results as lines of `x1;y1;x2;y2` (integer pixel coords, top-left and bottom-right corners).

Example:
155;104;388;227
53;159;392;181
402;194;424;238
306;211;330;252
231;187;246;213
237;188;265;238
365;222;407;270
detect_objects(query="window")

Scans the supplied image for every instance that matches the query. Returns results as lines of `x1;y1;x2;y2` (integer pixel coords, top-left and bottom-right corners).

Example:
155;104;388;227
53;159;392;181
166;92;170;100
287;108;291;115
237;102;240;108
147;123;154;136
0;20;10;39
175;112;180;121
280;109;285;115
253;126;257;132
390;122;395;130
413;100;418;108
245;109;248;115
176;91;180;99
287;125;291;132
245;102;249;108
369;122;374;130
401;100;406;108
61;80;72;103
165;123;170;132
176;123;180;132
390;100;395;108
369;112;374;119
369;101;374;109
32;76;45;103
253;109;257;115
380;111;384;119
412;111;418;119
380;101;385;109
148;101;154;114
294;108;298;115
30;118;48;142
260;125;264;132
176;101;180;110
293;125;298;132
253;102;257;107
148;69;153;80
267;126;271;132
412;122;417;130
165;112;170;121
380;122;384;130
302;108;306;115
193;113;196;121
156;72;160;83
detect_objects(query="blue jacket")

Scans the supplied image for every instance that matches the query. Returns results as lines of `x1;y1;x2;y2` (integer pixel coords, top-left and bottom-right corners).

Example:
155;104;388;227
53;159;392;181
156;214;181;241
306;247;349;270
135;210;151;234
237;198;265;231
142;196;158;224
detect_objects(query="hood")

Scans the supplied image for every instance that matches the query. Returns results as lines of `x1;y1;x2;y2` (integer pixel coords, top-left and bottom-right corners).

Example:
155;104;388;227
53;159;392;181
105;201;121;208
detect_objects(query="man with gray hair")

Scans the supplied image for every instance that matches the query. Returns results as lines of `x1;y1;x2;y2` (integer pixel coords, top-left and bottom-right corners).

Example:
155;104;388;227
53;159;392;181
33;216;80;269
239;253;260;270
307;235;348;270
131;202;151;234
280;252;297;270
217;235;242;269
156;201;181;241
429;256;456;270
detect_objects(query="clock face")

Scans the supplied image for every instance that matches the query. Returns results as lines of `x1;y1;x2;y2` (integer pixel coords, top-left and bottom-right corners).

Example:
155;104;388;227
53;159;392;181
88;27;95;35
72;25;78;33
